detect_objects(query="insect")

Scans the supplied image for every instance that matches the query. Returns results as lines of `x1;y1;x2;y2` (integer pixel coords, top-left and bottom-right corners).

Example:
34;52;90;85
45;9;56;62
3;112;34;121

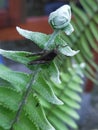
27;44;68;65
27;49;58;65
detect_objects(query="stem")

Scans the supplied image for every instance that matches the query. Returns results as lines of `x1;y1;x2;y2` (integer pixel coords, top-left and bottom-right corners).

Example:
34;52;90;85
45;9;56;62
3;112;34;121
45;29;60;50
10;69;39;130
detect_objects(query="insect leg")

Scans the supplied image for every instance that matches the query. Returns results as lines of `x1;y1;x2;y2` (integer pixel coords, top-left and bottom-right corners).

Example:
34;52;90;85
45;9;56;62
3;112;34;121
26;51;45;57
28;60;50;65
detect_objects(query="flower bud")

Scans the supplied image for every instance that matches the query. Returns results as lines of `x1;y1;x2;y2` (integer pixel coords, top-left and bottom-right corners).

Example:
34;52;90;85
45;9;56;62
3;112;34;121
48;5;74;35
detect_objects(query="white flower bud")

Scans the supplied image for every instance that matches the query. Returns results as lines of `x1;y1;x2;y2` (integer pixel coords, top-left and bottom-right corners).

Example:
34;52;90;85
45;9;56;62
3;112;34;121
48;5;74;35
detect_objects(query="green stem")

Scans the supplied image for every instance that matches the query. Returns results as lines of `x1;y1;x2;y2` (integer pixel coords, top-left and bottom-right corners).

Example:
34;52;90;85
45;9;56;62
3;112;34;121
45;29;60;50
10;68;40;130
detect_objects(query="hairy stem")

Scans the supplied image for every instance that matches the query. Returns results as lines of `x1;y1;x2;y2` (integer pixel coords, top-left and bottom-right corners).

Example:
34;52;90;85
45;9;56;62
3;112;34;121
10;69;39;130
45;29;60;50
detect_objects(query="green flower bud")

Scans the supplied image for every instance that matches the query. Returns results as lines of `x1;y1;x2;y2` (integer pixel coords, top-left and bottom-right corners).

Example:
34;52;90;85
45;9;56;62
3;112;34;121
48;5;74;35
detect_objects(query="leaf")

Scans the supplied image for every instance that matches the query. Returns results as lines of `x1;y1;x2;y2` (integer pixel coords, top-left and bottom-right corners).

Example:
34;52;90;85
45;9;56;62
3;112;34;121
85;28;98;51
48;115;69;130
14;112;39;130
64;88;81;102
0;87;22;111
72;11;84;31
0;106;15;129
61;73;83;92
59;105;80;119
46;62;61;84
89;21;98;41
16;27;49;49
85;0;98;12
58;45;79;56
0;78;11;87
33;72;63;105
79;35;93;59
0;64;30;92
50;107;78;129
62;95;81;109
24;93;55;130
94;14;98;24
71;3;88;24
80;0;93;17
67;81;83;93
75;54;96;77
0;49;38;65
55;36;79;56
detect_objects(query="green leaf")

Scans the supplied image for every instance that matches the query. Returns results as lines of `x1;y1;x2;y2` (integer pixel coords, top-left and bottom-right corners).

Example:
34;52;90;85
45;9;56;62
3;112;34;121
71;3;88;24
89;21;98;41
16;27;49;49
80;0;93;17
0;49;38;65
94;14;98;24
14;112;39;130
62;95;81;109
48;115;69;130
0;87;22;111
50;107;78;129
0;65;30;92
0;127;4;130
67;81;83;93
24;93;55;130
72;11;84;31
0;78;11;87
46;62;61;84
64;88;81;102
58;45;79;56
55;36;79;56
79;35;93;58
85;28;98;51
72;75;83;84
75;54;96;77
85;0;98;12
0;106;15;129
60;72;71;83
33;72;63;105
59;105;80;119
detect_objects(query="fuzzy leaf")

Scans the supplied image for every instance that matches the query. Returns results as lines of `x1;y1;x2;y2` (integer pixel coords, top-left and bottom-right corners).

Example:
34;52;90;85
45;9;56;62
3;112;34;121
0;49;38;65
47;62;61;84
58;45;79;56
16;27;49;49
55;36;79;56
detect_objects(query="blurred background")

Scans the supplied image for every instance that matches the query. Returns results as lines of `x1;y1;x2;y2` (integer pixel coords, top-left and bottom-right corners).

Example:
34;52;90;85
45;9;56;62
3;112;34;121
0;0;98;130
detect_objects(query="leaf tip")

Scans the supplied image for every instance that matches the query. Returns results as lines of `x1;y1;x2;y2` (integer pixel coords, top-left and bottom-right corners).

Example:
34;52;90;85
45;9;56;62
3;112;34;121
16;26;20;31
54;96;64;105
16;26;22;35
